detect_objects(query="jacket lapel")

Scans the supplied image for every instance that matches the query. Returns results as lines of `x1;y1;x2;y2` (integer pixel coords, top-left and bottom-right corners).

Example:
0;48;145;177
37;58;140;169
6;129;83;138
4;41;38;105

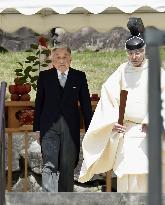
50;68;61;94
50;67;75;101
63;68;74;99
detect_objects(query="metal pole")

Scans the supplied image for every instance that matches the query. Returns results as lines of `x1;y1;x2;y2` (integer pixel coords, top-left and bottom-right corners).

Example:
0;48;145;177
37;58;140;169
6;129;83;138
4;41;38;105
0;134;2;204
145;28;165;205
1;112;5;205
0;81;7;205
147;46;162;205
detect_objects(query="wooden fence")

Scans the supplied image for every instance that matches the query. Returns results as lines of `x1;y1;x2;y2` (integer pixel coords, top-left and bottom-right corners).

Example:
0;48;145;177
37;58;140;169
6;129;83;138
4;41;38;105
5;126;112;192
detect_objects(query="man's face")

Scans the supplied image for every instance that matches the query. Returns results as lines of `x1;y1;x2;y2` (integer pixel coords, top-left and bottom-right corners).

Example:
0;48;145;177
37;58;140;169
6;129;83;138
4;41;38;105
127;48;145;67
52;48;72;72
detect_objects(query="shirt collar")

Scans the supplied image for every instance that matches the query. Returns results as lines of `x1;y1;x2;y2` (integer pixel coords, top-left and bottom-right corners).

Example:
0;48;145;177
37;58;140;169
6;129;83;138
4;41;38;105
57;69;69;78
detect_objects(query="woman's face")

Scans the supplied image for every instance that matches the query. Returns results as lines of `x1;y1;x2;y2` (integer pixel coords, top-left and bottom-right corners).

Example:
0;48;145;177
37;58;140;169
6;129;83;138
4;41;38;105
127;48;145;67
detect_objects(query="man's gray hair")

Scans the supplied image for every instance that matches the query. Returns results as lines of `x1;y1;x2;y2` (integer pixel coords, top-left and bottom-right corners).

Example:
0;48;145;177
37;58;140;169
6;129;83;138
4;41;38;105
51;45;71;54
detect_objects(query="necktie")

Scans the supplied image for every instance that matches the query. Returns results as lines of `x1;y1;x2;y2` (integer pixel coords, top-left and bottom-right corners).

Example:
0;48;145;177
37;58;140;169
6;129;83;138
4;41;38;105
59;73;66;87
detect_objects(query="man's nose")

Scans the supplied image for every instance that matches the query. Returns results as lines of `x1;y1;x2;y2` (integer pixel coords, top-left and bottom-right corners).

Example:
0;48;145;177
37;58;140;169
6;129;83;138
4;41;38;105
59;59;65;63
132;53;136;59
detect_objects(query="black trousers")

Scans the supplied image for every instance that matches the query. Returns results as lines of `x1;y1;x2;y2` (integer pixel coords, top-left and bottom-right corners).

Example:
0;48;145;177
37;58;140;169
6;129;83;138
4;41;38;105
41;116;77;192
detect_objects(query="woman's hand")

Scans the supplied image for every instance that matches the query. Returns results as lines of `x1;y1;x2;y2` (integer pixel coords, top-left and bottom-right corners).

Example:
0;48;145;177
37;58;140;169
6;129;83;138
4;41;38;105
112;123;126;133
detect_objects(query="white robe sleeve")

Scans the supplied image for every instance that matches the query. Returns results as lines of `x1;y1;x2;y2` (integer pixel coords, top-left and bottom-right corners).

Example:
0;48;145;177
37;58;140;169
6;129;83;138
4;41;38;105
78;67;123;183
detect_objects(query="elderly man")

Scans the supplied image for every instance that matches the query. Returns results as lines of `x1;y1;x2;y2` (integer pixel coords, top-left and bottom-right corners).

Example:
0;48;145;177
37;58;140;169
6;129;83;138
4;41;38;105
79;21;165;192
33;46;92;192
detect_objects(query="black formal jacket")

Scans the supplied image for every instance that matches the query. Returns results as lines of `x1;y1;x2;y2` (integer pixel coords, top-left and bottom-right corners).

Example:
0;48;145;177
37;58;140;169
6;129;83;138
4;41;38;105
33;67;93;163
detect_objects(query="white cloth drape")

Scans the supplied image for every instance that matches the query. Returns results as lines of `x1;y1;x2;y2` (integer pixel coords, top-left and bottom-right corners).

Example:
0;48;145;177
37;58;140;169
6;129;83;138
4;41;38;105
117;174;148;192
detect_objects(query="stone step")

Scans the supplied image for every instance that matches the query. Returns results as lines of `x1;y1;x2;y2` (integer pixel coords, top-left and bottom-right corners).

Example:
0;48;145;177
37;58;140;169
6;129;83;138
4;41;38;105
5;192;165;205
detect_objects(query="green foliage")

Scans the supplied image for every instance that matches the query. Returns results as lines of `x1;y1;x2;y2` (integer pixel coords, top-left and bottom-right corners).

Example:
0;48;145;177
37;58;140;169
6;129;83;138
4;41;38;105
1;48;165;100
15;43;51;91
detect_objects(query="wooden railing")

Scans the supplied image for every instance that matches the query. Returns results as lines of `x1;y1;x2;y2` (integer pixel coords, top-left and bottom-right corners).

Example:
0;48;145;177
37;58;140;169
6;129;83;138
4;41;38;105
5;126;32;192
0;81;7;205
5;100;112;192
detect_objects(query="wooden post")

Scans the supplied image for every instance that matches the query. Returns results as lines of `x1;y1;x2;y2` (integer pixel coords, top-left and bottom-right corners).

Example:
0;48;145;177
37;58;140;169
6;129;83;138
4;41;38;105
6;127;32;192
7;131;12;192
105;90;128;192
23;131;28;192
106;170;112;192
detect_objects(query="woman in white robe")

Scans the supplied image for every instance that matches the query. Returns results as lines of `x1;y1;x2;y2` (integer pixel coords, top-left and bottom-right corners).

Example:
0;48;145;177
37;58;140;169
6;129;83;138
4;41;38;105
78;40;165;192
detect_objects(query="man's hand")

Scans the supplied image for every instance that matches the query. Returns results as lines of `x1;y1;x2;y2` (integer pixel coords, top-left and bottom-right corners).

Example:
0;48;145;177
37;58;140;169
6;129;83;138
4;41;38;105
112;123;126;133
35;131;40;144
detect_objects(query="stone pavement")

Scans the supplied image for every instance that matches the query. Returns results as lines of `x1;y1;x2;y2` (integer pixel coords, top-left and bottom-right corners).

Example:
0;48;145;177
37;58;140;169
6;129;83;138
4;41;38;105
6;192;165;205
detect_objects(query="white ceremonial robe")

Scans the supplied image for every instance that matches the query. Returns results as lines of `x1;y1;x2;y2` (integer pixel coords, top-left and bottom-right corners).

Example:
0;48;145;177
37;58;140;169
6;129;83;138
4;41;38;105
79;59;165;192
